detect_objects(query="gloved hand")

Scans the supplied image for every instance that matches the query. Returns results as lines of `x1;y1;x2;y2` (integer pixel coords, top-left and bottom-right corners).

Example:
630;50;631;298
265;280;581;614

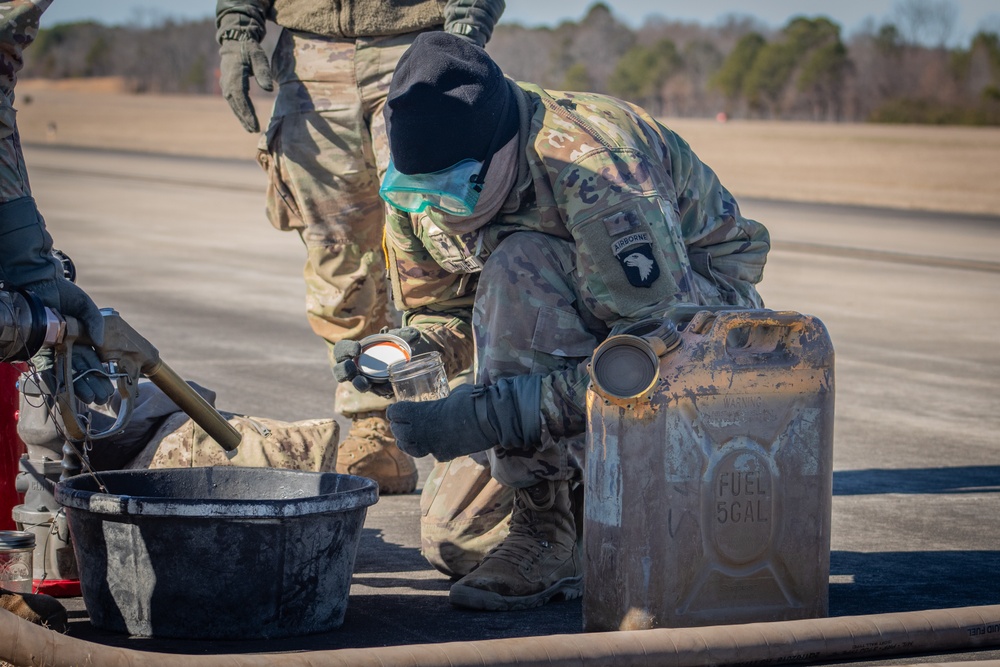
1;197;112;404
444;0;506;47
332;327;426;398
217;13;272;133
387;374;541;461
30;345;113;406
26;277;114;405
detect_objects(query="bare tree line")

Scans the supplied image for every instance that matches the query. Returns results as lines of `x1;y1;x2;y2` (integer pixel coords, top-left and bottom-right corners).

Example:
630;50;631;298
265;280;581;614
20;0;1000;125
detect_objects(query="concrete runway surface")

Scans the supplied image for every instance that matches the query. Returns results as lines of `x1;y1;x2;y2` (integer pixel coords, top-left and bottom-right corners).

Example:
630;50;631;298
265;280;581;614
16;143;1000;663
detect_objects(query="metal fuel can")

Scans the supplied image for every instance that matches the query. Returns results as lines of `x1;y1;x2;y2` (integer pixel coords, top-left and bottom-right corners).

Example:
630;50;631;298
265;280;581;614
584;308;835;631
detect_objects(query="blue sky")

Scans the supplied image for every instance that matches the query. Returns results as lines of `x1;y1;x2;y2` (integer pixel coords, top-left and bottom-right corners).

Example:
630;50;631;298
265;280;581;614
40;0;1000;45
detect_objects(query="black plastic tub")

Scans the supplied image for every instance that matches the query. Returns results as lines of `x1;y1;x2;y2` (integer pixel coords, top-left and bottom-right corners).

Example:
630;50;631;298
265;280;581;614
54;467;378;640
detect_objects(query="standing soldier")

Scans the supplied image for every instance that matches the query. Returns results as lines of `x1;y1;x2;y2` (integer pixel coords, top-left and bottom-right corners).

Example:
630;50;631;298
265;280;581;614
214;0;506;497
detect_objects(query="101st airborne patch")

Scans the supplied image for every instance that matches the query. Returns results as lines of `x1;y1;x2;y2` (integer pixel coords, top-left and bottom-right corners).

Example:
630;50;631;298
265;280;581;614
612;231;660;288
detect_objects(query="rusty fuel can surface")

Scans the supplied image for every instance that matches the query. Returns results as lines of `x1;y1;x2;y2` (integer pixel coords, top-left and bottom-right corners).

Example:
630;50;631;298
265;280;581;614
584;308;835;631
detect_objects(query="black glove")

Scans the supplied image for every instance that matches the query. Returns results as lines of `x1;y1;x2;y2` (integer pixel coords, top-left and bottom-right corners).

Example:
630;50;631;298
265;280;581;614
1;197;112;404
26;277;114;406
29;346;113;406
387;374;541;461
444;0;506;47
216;6;272;133
332;327;428;399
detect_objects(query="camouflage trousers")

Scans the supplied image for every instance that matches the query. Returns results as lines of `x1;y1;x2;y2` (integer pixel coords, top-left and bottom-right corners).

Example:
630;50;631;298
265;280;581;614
421;232;605;574
256;28;423;416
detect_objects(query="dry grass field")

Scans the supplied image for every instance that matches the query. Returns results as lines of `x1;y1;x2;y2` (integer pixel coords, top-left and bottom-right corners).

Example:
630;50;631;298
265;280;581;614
15;79;1000;216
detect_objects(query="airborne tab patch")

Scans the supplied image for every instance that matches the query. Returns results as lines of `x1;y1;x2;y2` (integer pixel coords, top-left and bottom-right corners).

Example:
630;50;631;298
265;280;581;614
612;232;660;288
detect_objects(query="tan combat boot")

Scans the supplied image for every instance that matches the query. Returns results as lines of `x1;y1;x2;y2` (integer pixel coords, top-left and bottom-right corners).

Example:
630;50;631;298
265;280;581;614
1;587;69;632
448;479;581;611
337;410;418;494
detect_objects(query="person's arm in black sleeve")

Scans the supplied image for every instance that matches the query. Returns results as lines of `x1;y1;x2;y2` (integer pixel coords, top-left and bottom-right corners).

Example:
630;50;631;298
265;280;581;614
444;0;505;47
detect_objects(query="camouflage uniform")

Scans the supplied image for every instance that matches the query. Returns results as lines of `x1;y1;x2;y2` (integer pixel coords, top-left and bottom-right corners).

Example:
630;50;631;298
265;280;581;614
256;27;410;416
385;82;770;489
217;0;504;415
0;0;48;204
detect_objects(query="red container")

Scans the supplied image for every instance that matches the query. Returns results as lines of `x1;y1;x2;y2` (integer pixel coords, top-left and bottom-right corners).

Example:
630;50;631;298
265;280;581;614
1;362;27;531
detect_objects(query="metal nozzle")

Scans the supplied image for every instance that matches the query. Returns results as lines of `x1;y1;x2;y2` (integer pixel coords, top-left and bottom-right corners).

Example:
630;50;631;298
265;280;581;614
146;362;242;452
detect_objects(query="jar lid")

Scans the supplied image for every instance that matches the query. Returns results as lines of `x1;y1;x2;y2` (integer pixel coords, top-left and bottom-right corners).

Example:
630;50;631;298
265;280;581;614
0;530;35;549
357;334;412;382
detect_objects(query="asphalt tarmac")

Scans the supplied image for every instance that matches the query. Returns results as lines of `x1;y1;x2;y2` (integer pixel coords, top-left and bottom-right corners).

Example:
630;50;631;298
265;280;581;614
14;144;1000;665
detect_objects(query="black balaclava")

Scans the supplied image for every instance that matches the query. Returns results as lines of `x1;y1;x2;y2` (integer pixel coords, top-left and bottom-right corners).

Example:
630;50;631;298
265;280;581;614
385;32;519;175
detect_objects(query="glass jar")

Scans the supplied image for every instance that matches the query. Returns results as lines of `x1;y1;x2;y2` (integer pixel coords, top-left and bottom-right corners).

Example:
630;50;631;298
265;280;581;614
388;352;450;402
0;530;35;594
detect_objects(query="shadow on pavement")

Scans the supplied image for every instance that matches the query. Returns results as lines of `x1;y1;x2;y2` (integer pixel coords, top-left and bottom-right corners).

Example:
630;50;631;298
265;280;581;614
353;526;428;574
65;588;583;654
834;467;1000;495
831;550;1000;614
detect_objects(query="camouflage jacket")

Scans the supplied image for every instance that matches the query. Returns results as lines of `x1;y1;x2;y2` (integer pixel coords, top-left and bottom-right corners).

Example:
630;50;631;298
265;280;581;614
216;0;504;44
386;82;771;440
1;0;49;202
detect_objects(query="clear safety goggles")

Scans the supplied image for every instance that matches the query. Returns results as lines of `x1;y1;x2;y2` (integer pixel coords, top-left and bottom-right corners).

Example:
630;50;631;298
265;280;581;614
380;157;485;216
381;85;512;217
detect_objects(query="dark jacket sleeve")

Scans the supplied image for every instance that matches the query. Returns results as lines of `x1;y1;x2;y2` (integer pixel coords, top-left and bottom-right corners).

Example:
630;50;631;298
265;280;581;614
444;0;505;46
215;0;270;42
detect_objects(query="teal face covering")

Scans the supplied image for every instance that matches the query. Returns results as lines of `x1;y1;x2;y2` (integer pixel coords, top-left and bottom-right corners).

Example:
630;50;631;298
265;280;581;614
380;158;485;216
